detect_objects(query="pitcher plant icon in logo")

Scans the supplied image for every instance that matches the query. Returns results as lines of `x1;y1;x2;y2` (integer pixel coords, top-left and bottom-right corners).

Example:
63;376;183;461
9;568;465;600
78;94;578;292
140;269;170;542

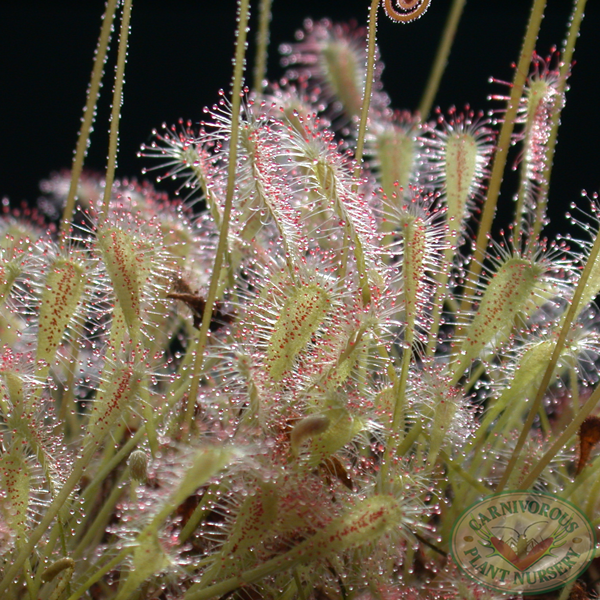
451;491;595;594
482;520;569;572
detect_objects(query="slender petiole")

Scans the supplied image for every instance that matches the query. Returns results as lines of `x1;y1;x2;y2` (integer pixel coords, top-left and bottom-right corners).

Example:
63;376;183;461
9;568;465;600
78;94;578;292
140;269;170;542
460;0;547;313
60;0;119;239
99;0;133;225
183;0;251;437
253;0;273;92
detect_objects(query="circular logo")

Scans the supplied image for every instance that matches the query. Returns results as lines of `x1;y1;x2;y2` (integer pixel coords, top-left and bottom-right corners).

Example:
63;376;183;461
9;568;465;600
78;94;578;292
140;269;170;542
450;491;595;594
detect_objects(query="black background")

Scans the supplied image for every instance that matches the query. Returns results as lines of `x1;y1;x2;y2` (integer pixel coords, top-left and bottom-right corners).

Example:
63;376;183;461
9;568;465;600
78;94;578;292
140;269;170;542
1;0;599;238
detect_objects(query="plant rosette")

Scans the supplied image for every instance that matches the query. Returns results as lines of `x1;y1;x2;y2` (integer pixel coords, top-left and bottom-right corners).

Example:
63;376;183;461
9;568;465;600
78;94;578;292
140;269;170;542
450;490;595;595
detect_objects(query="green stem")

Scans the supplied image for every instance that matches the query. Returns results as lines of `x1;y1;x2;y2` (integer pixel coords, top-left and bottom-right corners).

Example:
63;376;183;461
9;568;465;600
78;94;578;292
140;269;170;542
77;380;189;522
464;363;486;394
519;382;600;490
557;581;576;600
58;324;84;442
530;0;588;242
466;390;528;456
426;245;456;358
72;468;129;559
183;541;311;600
570;365;580;414
178;483;219;544
0;445;98;594
585;469;600;516
418;0;466;119
22;559;35;600
395;421;422;457
183;0;251;438
439;449;494;495
497;224;600;491
562;455;600;500
253;0;273;91
460;0;546;312
65;548;132;600
99;0;133;225
59;0;118;239
379;347;411;484
347;0;379;307
512;132;534;245
80;432;138;507
61;378;190;567
391;346;411;434
32;524;62;592
293;568;307;600
354;0;380;175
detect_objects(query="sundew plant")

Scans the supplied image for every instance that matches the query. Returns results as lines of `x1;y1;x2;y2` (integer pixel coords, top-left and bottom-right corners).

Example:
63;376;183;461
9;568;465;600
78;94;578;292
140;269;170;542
2;0;600;598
